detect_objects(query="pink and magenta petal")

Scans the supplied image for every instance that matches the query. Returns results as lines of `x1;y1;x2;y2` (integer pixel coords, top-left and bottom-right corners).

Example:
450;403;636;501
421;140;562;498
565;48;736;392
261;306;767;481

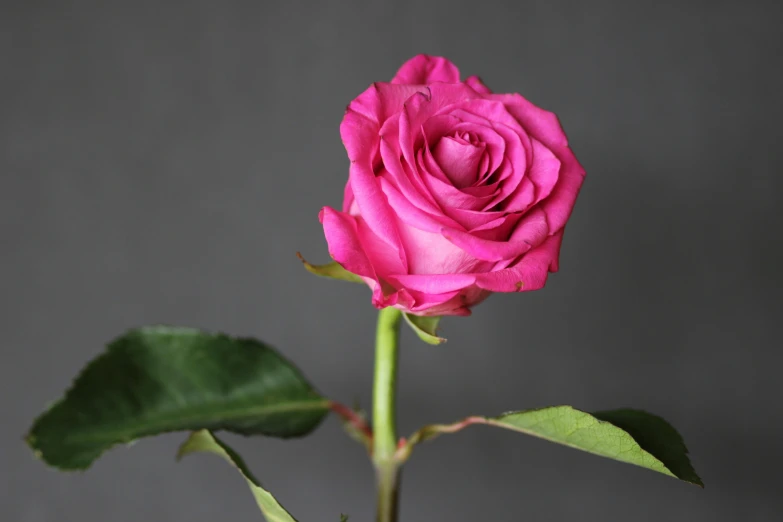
391;55;461;85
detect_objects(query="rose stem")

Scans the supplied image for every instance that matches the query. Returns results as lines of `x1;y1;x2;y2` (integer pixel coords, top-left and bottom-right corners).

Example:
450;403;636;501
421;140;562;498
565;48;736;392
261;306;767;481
372;306;403;522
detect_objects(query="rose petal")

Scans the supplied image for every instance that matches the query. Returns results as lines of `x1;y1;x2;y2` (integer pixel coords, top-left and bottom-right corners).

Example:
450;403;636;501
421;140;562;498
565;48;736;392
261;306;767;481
321;207;405;276
343;156;406;269
418;143;502;227
388;273;477;294
408;285;491;316
498;177;535;214
344;83;425;137
342;180;355;214
398;84;482;169
482;124;530;209
319;206;376;279
394;287;463;315
320;207;388;307
475;231;563;292
492;92;585;232
448;120;508;177
442;206;509;230
380;122;442;215
418;150;495;211
378;176;461;233
432;135;486;188
538;147;586;232
391;54;461;85
397;218;492;275
342;84;432;271
489;93;569;150
498;137;561;213
441;208;549;262
465;75;492;94
469;211;524;240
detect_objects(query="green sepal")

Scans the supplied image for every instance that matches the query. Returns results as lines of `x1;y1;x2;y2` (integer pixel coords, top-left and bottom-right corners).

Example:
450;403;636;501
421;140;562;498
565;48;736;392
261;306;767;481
403;314;445;345
297;253;364;283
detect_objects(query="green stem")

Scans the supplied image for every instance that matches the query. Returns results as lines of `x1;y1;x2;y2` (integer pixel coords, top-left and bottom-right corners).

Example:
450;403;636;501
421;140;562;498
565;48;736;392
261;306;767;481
372;307;403;522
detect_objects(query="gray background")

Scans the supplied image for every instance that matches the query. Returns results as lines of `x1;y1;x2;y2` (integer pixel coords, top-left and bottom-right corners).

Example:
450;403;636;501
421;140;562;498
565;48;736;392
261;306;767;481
2;1;781;521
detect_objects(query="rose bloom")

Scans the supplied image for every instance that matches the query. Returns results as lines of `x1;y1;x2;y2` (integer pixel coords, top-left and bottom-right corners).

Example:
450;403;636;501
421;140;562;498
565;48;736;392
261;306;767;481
320;55;585;316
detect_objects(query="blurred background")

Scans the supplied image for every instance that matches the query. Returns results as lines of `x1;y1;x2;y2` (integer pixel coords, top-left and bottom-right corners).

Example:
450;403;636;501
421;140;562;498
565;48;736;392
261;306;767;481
2;1;781;520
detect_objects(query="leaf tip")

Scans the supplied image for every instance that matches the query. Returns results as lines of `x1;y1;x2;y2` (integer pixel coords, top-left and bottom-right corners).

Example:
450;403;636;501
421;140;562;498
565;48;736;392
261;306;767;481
296;252;316;273
25;432;44;461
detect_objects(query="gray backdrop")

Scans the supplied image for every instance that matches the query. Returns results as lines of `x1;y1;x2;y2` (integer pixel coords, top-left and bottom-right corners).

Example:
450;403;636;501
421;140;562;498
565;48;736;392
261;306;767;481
2;1;782;521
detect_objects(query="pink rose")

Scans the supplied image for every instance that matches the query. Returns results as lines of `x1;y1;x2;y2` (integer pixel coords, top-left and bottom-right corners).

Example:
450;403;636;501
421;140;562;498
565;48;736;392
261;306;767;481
320;55;586;316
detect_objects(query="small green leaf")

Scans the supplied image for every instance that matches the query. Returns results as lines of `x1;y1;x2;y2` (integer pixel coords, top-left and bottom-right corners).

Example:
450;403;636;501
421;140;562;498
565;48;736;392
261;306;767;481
405;406;702;486
297;253;364;283
27;326;330;470
178;430;298;522
403;314;445;345
340;515;349;522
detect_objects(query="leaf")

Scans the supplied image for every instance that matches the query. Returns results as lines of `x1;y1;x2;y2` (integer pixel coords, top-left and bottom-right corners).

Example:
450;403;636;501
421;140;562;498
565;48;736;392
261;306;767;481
27;326;330;470
297;253;364;283
403;314;445;345
178;430;298;522
404;406;702;486
592;409;702;486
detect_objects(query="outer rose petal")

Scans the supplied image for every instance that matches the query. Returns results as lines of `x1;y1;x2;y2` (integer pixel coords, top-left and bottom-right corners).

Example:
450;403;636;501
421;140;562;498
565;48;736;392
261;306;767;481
441;208;550;262
344;82;425;135
341;83;430;271
403;285;491;316
394;287;462;315
342;180;354;213
391;54;461;85
319;206;380;282
387;273;477;294
465;75;492;94
538;147;586;232
475;231;564;292
397;216;494;275
490;93;569;150
321;207;409;309
492;92;586;231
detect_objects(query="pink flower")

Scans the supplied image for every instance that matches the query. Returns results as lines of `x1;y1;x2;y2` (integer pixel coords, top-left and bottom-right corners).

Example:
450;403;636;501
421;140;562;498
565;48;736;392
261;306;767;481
320;55;586;316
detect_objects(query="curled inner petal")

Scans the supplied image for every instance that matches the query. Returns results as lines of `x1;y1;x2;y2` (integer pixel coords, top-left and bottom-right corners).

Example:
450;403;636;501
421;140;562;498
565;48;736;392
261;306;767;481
432;133;487;188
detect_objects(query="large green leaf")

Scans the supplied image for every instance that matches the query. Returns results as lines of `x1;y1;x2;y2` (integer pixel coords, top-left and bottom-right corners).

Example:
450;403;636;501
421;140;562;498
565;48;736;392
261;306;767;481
178;430;298;522
27;326;330;470
404;406;702;486
403;314;445;345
